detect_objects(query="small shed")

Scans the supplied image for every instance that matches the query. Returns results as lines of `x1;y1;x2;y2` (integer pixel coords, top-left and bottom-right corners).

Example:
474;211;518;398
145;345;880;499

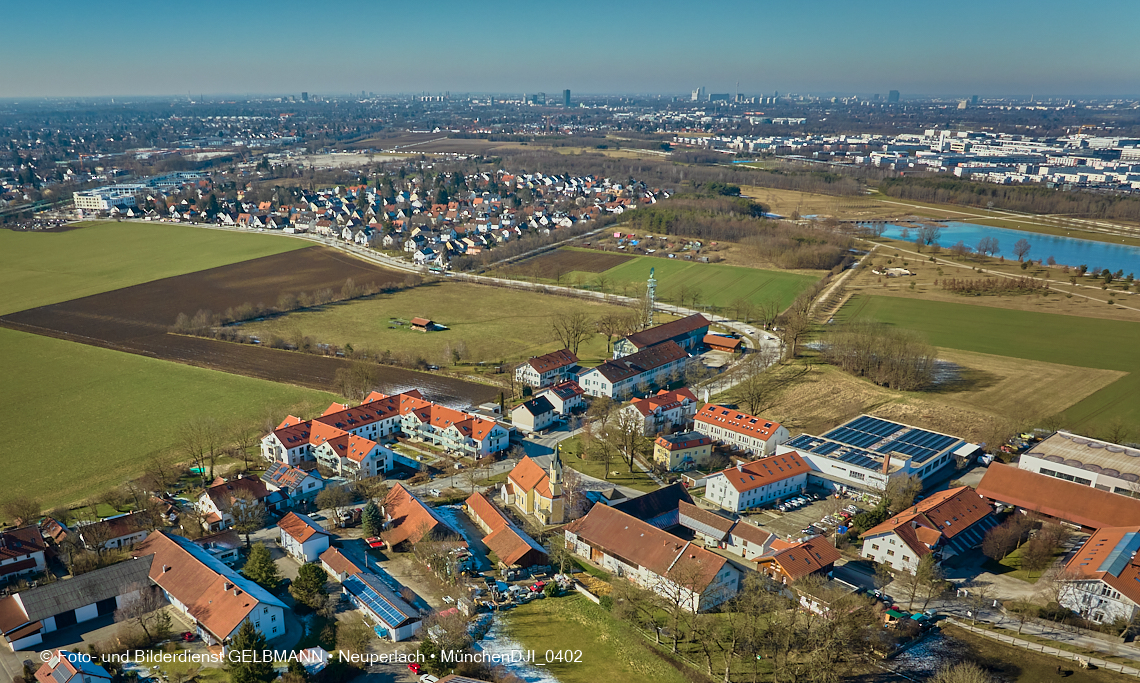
703;334;742;353
410;317;435;332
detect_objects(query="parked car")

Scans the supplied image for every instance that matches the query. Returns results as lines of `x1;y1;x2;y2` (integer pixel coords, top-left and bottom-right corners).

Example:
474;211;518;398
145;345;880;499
845;505;859;514
801;527;816;535
429;488;442;497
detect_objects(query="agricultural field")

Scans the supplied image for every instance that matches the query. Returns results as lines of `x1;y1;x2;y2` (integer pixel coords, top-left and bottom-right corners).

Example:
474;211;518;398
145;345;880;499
505;247;821;312
2;248;498;405
503;248;634;275
0;221;307;315
236;280;645;368
836;295;1140;431
0;327;337;509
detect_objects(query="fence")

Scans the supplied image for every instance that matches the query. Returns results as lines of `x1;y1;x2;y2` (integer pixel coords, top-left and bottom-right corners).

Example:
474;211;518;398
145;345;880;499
947;619;1140;677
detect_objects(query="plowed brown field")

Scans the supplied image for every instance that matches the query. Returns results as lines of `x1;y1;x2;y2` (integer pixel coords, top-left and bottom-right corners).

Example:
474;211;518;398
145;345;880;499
2;247;498;406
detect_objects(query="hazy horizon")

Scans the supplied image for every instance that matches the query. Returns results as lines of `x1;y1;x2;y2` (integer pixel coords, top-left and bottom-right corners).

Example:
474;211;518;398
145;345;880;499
3;0;1139;99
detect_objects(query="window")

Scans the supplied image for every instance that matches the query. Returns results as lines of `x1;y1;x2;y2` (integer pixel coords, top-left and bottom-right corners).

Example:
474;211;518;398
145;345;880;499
903;556;910;562
887;550;895;556
871;544;880;550
263;607;268;614
271;614;276;622
272;627;278;634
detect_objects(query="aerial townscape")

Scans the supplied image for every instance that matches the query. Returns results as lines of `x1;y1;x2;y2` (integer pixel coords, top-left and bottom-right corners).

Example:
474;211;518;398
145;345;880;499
3;4;1140;683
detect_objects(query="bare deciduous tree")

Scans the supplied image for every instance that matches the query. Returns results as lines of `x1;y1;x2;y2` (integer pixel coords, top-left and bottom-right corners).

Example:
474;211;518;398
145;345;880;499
550;311;595;356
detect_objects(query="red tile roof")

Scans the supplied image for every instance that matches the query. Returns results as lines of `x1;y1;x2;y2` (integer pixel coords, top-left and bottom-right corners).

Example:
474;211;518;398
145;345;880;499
759;537;841;581
319;548;363;578
703;334;742;351
712;452;809;493
863;486;993;557
629;388;697;417
277;512;330;544
0;526;46;562
526;349;579;374
508;456;553;498
696;404;783;442
976;463;1140;529
1064;526;1140;606
656;432;711;451
382;484;456;547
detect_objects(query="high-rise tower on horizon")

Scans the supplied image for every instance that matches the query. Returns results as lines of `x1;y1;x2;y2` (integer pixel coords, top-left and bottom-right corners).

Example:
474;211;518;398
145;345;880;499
563;89;571;107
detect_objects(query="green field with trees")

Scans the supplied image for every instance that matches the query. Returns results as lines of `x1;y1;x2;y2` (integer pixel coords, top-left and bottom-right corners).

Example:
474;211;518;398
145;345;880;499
838;295;1140;433
0;221;306;315
0;327;336;510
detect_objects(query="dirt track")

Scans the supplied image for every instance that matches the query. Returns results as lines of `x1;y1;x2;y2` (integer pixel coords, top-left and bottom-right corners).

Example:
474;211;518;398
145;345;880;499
2;247;499;406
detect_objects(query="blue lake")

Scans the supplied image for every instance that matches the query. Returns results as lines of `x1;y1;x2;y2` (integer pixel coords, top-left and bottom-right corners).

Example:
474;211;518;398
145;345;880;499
875;221;1140;275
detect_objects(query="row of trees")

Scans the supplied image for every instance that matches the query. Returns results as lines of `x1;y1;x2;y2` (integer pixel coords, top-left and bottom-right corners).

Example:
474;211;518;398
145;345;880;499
939;276;1049;295
880;176;1140;222
822;322;937;391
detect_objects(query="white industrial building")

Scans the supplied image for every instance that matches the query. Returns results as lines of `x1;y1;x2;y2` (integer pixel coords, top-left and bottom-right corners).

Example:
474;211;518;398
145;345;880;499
1018;431;1140;498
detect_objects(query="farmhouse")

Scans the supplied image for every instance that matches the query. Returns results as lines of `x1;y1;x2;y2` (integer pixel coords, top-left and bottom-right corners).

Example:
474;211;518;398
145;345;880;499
0;557;152;651
381;484;464;548
654;431;713;472
464;492;548;568
1017;431;1140;499
623;388;699;436
277;512;332;563
755;537;842;585
612;313;709;358
778;415;974;492
976;463;1140;530
564;504;739;612
704;453;810;512
515;349;580;388
197;476;279;533
695;404;789;456
860;486;997;574
0;527;48;581
502;453;565;526
1057;527;1140;625
578;340;690;400
133;531;288;644
511;396;555;433
535;381;585;415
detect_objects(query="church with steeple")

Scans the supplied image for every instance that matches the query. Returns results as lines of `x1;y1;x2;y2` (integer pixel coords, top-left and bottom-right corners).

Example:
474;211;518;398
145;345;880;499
501;449;565;525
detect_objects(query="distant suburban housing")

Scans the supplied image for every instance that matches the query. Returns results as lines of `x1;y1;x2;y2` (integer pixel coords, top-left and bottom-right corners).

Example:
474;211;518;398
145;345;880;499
860;486;997;574
695;404;789;456
579;340;690;400
278;512;333;563
654;431;713;472
624;388;699;436
515;349;580;388
612;313;709;358
564;504;739;612
704;452;811;512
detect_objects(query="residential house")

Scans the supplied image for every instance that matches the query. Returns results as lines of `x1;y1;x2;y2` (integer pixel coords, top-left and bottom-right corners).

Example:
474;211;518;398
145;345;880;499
515;349;580;389
0;527;48;581
502;454;564;526
511;396;556;433
578;341;690;400
464;493;548;568
277;512;332;563
262;463;325;506
76;512;150;552
313;432;393;480
133;531;288;644
654;431;713;472
0;559;152;651
320;548;364;582
704;453;811;512
380;484;464;549
399;397;510;458
612;313;709;358
1057;527;1140;625
564;504;739;612
860;486;997;574
197;476;280;532
624;388;699;436
695;404;789;456
535;381;585;415
755;537;842;585
34;651;112;683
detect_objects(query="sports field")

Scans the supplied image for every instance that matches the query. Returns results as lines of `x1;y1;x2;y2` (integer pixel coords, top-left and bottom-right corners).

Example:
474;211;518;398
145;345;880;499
0;221;306;315
239;280;646;367
0;327;336;510
522;248;821;312
838;295;1140;430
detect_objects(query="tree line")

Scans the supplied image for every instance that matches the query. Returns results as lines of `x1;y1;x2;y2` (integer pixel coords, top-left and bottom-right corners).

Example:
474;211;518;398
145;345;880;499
939;276;1049;296
822;322;937;391
880;176;1140;222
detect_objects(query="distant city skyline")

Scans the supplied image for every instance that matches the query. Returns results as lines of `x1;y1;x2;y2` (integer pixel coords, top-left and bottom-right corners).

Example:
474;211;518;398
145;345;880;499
3;0;1139;99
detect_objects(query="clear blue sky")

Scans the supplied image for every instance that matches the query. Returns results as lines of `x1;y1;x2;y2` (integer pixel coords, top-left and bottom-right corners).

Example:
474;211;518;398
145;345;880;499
4;0;1137;99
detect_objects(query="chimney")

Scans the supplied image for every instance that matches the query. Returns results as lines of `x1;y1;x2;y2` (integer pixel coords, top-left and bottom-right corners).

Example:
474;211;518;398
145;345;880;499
224;581;234;591
737;463;743;472
881;453;891;475
163;565;171;573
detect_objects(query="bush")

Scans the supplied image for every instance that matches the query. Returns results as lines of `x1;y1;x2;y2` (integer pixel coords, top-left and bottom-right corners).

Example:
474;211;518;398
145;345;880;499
599;595;613;611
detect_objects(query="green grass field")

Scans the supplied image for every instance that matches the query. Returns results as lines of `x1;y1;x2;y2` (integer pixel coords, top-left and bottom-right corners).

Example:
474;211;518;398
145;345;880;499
503;594;695;683
0;327;337;510
238;280;644;367
0;221;306;315
838;295;1140;430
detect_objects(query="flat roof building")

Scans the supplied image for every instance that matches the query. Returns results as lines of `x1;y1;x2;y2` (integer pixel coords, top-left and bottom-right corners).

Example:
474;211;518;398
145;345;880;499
1018;431;1140;499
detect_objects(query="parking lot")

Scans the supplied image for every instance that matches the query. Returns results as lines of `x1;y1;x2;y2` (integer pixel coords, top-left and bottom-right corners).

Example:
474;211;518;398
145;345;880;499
744;489;874;542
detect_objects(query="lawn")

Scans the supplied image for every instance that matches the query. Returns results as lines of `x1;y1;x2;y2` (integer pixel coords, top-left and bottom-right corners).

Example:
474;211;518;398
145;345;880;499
981;546;1058;583
237;280;638;367
559;435;660;492
0;221;306;315
560;248;821;313
0;327;338;511
502;594;695;683
837;294;1140;431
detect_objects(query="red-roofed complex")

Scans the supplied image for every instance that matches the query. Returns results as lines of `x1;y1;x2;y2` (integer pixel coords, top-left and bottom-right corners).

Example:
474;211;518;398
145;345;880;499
695;404;790;456
1058;527;1140;625
704;452;811;512
464;493;548;568
613;313;709;358
535;380;586;415
579;341;690;400
624;388;699;436
515;349;580;388
564;504;739;612
976;463;1140;531
755;537;842;584
860;486;997;574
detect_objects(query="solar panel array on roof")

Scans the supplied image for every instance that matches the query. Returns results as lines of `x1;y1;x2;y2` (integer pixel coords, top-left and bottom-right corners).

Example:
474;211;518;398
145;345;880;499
818;416;962;465
875;429;961;464
814;442;842;455
787;435;818;449
344;576;413;627
837;450;880;470
1099;532;1140;577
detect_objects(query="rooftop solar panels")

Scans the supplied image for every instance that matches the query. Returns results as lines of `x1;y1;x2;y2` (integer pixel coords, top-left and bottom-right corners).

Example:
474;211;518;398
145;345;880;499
788;434;817;449
813;416;966;465
836;450;880;470
344;575;416;628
